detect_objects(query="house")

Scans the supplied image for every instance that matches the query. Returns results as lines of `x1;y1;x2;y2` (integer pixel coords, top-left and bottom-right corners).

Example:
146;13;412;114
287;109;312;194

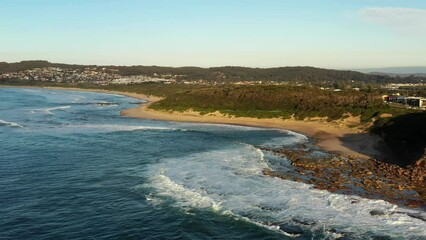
382;94;401;102
420;98;426;108
405;97;426;108
383;93;426;109
396;96;406;104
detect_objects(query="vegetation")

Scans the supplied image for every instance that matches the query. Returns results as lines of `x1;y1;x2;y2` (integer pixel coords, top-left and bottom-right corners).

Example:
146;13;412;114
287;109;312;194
2;60;424;84
115;65;394;84
370;112;426;166
100;83;204;98
148;85;415;121
397;85;426;97
1;80;416;122
0;60;93;73
2;80;424;165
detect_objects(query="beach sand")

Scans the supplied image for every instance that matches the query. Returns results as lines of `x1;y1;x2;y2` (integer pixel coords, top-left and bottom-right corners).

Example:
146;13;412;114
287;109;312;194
121;98;382;160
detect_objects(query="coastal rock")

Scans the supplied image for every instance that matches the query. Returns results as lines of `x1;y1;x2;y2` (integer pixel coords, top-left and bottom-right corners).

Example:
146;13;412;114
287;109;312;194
370;210;385;216
261;144;426;209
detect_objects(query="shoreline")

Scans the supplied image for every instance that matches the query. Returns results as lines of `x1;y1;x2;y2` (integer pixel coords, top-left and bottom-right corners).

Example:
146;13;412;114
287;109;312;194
0;85;163;103
121;97;382;160
3;85;424;210
1;85;381;160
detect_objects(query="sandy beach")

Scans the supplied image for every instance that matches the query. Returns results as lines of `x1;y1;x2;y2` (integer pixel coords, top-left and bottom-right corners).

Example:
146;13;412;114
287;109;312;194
121;97;382;160
1;85;381;159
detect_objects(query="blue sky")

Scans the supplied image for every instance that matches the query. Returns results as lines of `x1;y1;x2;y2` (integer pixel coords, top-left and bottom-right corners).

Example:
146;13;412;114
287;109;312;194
1;0;425;68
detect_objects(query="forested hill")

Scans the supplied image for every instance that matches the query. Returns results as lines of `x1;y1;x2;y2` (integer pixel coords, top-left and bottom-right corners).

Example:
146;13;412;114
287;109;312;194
116;65;395;83
0;60;398;83
0;61;93;73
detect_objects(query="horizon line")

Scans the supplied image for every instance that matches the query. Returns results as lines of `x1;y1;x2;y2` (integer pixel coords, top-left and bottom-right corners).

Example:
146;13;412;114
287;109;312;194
2;59;426;72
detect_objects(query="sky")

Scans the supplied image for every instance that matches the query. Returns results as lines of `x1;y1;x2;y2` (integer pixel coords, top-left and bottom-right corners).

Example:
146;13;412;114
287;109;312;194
1;0;425;69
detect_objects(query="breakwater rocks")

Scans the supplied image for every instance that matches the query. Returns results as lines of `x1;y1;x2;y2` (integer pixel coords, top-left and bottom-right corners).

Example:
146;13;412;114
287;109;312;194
261;145;426;209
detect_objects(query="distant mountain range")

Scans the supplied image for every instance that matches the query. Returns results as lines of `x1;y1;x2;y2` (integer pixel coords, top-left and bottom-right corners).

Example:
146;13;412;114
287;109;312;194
355;67;426;77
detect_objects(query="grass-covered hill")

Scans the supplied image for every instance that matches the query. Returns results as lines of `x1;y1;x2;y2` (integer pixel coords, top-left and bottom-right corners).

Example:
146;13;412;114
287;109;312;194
116;65;394;84
148;85;413;121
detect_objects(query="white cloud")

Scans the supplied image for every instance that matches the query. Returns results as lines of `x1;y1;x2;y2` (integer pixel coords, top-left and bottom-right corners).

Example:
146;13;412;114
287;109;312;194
360;7;426;35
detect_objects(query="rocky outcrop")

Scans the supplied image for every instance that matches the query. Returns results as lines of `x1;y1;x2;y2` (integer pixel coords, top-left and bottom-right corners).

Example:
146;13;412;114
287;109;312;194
261;145;426;209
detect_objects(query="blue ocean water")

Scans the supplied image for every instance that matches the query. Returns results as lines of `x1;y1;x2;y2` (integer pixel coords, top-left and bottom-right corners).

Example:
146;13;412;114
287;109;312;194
0;88;425;240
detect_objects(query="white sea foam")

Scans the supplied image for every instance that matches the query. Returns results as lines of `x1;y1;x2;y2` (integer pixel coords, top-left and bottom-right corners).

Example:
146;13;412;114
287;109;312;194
0;119;24;128
94;102;119;107
150;172;222;211
174;123;241;132
260;129;309;148
177;122;309;148
21;89;41;93
65;124;183;133
144;142;426;238
71;95;86;103
178;122;302;133
259;134;308;148
31;106;71;115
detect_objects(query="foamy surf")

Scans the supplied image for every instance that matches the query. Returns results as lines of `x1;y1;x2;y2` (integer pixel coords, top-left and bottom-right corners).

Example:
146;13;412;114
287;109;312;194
31;106;71;115
63;124;184;133
94;102;119;107
2;88;425;239
175;122;310;149
149;172;222;211
0;119;23;128
71;95;86;103
144;143;426;239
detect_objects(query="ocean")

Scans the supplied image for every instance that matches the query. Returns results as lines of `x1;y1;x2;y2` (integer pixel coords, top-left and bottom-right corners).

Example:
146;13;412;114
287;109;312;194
0;88;425;239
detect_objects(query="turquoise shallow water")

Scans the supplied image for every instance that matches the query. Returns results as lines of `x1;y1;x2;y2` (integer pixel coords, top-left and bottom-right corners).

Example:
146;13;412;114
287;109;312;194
0;88;425;240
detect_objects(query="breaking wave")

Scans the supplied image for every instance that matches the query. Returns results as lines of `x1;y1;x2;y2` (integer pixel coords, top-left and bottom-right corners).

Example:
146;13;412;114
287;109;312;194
0;119;23;128
94;102;119;107
64;124;184;133
144;143;426;239
31;106;71;115
71;95;86;103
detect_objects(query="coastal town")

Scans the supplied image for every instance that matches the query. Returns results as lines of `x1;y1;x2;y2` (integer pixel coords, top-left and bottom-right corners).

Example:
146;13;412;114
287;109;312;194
2;66;425;87
0;66;292;86
0;67;177;85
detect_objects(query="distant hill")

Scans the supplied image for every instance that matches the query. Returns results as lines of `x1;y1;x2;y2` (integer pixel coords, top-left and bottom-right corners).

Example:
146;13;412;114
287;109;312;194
355;67;426;77
0;60;94;73
368;72;426;78
1;60;397;84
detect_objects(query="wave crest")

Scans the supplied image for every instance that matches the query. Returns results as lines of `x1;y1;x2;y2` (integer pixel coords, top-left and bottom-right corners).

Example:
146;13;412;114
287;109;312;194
0;119;23;128
143;144;426;238
31;106;71;115
65;124;184;133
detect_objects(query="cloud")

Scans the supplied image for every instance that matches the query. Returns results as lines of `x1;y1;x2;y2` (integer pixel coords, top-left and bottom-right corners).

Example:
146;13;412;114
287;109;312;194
360;7;426;35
